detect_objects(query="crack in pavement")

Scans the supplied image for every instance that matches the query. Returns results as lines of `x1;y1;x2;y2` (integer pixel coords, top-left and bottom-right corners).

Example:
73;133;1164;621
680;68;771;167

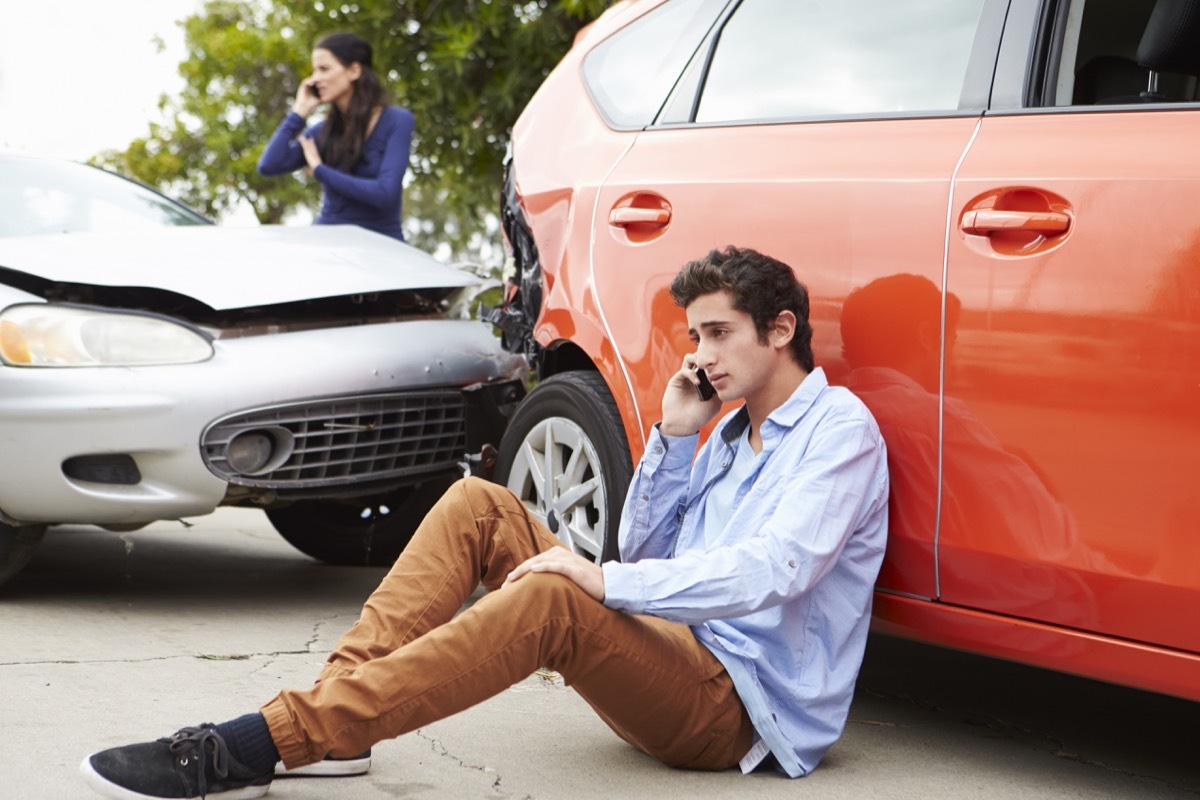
0;654;185;667
0;650;316;668
414;727;506;795
1;614;350;671
251;616;341;674
306;616;344;652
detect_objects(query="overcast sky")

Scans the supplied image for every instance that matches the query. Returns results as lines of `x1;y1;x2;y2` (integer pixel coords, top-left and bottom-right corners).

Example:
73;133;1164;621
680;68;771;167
0;0;202;161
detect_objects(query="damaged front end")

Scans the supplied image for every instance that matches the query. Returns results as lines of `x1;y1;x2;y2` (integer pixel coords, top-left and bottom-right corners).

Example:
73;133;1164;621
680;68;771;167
0;256;529;525
481;158;543;365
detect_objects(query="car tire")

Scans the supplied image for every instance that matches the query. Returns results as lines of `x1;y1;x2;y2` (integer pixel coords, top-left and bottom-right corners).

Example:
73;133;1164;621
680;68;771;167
0;522;48;586
493;371;633;564
265;475;458;567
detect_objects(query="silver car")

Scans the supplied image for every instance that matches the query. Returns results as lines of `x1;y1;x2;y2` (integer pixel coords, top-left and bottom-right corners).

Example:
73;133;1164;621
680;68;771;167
0;155;526;584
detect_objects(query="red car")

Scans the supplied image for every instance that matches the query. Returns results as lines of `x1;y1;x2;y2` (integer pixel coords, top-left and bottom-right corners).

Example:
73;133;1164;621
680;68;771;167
485;0;1200;701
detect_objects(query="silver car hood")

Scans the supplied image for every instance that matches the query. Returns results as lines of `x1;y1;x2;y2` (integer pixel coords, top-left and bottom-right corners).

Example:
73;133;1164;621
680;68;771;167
0;225;479;310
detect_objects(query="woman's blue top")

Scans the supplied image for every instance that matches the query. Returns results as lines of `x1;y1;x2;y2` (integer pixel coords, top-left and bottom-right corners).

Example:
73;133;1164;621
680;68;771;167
258;106;414;241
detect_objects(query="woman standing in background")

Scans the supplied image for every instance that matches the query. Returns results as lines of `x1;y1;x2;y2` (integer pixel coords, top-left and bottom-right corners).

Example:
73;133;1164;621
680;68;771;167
259;33;413;241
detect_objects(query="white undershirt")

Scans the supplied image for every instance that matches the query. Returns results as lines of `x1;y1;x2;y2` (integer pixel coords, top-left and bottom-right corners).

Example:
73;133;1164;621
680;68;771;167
700;425;758;548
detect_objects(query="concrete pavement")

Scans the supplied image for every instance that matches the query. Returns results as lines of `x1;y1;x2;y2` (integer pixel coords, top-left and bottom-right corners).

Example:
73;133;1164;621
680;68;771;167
1;508;1196;799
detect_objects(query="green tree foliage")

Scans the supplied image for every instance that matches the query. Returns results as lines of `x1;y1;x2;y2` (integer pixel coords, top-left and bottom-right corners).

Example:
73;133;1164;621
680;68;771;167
96;0;610;260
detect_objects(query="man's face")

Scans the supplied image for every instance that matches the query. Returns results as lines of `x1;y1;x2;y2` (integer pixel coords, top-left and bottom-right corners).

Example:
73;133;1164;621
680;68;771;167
686;290;776;404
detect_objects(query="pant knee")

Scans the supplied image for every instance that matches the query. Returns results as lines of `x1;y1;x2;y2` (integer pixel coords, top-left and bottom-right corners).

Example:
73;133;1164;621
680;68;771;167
484;573;595;645
501;571;587;615
456;475;521;510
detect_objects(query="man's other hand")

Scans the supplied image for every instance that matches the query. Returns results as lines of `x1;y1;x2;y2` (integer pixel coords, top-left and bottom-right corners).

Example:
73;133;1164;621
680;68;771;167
503;548;605;602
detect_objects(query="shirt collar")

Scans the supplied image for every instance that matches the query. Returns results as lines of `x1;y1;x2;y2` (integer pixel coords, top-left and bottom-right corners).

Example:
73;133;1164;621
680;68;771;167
718;367;829;447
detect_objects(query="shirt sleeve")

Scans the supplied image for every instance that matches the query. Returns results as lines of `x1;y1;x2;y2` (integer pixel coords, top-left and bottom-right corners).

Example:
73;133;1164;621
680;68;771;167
604;413;887;624
311;107;414;211
257;112;312;176
612;425;696;568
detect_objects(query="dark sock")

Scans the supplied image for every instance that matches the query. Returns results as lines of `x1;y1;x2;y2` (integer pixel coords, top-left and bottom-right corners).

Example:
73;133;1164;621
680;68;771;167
214;713;279;775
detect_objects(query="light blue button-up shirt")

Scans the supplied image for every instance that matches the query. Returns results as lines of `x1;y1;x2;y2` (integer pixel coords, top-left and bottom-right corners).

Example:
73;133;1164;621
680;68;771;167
602;368;889;776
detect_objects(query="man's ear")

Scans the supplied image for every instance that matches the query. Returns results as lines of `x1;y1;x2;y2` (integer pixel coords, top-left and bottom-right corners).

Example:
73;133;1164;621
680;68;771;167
769;310;797;351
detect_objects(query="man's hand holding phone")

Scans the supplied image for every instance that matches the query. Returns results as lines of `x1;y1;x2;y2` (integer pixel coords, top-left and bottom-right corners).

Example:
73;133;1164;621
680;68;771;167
660;357;722;438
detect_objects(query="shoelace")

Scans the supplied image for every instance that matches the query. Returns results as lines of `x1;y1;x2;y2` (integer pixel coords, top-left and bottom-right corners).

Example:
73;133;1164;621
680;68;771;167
161;724;228;798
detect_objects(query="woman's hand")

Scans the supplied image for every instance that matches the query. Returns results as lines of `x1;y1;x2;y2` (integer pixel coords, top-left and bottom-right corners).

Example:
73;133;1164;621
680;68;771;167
292;77;322;118
502;548;605;602
299;134;322;171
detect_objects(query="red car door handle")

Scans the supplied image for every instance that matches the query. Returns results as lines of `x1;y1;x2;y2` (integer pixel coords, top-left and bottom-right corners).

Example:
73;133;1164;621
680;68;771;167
608;207;672;227
961;209;1071;236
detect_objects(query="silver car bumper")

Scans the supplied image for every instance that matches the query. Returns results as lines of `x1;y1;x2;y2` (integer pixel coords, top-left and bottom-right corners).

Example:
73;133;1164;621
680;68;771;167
0;319;525;525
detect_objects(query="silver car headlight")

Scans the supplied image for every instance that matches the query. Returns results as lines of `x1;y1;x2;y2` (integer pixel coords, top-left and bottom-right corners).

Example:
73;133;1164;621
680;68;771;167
0;304;214;367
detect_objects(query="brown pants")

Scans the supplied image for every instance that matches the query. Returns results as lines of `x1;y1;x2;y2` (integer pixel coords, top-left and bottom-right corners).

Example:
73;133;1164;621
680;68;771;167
261;477;753;771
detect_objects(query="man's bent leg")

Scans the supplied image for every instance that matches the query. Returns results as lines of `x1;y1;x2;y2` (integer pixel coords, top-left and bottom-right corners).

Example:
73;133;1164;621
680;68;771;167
263;572;752;771
318;477;562;679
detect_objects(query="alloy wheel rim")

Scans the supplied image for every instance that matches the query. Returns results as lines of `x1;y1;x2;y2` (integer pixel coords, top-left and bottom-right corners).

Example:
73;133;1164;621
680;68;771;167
506;416;607;562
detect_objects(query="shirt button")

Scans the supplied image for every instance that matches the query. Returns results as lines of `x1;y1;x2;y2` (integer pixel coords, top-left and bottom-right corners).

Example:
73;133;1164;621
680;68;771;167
641;494;650;502
788;559;797;568
655;446;663;454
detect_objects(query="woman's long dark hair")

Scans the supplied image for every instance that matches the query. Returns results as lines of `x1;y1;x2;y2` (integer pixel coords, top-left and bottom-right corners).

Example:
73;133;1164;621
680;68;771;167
314;33;387;171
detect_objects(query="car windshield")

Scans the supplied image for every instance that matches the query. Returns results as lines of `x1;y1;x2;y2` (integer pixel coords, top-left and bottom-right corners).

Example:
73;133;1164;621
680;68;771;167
0;157;210;237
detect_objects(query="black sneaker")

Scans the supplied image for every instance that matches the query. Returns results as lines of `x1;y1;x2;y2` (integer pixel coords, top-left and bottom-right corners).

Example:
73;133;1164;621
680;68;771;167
274;748;371;778
80;724;273;799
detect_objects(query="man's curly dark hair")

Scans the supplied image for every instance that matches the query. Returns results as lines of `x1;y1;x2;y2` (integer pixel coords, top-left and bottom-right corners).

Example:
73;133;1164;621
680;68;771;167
669;246;814;371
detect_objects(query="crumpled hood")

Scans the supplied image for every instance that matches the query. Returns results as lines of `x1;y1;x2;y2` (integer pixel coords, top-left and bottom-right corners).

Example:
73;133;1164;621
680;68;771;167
0;225;479;310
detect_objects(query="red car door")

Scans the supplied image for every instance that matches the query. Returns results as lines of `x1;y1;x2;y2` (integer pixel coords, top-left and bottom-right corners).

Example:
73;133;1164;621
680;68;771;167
587;0;1000;601
940;0;1200;661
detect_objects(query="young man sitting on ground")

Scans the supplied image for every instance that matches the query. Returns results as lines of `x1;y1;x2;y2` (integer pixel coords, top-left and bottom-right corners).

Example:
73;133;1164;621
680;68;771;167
82;245;889;799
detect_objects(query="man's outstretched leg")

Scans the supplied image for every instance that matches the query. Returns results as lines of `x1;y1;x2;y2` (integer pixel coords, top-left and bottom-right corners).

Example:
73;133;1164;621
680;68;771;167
80;477;556;798
81;478;752;798
278;474;564;778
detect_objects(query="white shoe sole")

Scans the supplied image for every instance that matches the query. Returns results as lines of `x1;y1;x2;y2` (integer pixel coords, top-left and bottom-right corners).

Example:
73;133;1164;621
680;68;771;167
273;755;371;778
80;756;271;800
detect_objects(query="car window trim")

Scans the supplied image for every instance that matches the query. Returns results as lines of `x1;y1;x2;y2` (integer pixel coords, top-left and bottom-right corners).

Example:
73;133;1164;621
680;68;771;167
983;101;1200;118
651;108;985;132
991;0;1044;109
1025;0;1070;106
961;0;1012;109
655;0;738;126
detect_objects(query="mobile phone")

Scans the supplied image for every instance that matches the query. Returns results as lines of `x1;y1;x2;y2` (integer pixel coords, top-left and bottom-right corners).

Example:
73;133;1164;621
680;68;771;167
695;368;716;401
308;84;321;99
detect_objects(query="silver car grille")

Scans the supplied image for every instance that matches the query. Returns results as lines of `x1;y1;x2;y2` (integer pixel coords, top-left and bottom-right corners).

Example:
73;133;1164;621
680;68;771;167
201;390;466;489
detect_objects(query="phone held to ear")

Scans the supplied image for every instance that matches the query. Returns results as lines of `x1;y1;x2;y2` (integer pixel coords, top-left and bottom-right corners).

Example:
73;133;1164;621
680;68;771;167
695;368;716;401
308;84;321;99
